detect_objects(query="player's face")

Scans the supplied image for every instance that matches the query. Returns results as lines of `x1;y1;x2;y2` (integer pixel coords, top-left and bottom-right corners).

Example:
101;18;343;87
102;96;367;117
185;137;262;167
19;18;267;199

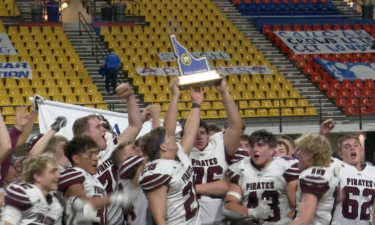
163;133;179;154
38;162;60;192
250;141;274;168
4;165;20;185
297;149;312;170
340;138;364;166
275;144;288;157
55;141;70;168
278;138;294;157
86;118;107;150
239;139;251;153
77;147;99;175
194;127;208;150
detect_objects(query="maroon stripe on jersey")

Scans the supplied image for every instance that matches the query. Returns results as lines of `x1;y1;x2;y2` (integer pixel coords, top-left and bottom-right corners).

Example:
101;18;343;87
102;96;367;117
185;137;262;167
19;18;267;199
300;178;329;199
283;163;301;183
4;186;32;211
58;169;85;194
228;170;240;185
290;162;299;168
119;156;143;180
139;174;171;191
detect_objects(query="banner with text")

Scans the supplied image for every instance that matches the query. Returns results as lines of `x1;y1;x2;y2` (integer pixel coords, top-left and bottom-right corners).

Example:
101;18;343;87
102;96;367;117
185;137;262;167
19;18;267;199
314;58;375;81
0;62;32;79
0;33;17;55
136;66;273;76
157;52;232;62
38;100;182;140
274;30;375;55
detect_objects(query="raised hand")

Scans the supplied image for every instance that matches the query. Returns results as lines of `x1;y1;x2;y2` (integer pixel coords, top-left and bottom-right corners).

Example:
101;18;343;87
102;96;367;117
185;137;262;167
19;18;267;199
214;73;228;94
141;105;161;123
319;119;335;135
31;94;45;112
51;116;67;132
190;87;204;105
116;83;133;99
169;77;181;98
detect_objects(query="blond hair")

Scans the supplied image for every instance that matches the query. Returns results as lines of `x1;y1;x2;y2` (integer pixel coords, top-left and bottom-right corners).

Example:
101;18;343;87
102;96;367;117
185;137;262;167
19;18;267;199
337;134;360;152
44;135;68;154
21;155;57;184
295;133;332;167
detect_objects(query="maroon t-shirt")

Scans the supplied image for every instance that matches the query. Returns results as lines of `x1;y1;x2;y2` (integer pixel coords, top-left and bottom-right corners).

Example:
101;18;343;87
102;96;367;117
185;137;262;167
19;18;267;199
1;127;22;180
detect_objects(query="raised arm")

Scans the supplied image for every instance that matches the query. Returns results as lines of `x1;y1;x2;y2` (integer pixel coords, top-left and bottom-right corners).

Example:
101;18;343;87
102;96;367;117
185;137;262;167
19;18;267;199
0;111;11;164
29;116;67;156
180;88;203;155
116;83;143;143
141;105;161;129
319;119;335;135
163;78;180;135
215;75;242;156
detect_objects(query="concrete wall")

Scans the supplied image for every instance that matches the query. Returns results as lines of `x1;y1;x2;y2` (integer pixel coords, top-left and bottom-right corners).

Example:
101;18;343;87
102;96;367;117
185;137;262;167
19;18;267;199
61;0;92;23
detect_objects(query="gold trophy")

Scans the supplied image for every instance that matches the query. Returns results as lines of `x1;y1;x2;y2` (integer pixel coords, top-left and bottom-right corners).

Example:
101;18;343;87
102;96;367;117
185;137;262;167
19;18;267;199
170;34;222;90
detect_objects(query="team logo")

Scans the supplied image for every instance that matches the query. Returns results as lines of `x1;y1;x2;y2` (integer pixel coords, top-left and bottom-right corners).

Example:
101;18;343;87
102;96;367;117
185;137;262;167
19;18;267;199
181;53;192;66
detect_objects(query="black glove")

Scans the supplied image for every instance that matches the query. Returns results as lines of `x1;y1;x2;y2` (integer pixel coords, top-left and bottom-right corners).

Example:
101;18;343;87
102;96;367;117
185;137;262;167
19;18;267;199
51;116;67;132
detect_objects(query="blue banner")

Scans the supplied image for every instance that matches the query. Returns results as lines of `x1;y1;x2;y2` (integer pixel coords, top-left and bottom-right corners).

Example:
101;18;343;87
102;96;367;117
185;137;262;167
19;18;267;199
170;35;210;76
314;58;375;81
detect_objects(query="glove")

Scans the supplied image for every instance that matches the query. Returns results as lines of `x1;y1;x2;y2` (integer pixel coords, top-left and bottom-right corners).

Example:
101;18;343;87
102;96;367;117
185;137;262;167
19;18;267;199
67;196;100;223
247;200;272;220
110;190;132;210
51;116;67;132
31;94;44;112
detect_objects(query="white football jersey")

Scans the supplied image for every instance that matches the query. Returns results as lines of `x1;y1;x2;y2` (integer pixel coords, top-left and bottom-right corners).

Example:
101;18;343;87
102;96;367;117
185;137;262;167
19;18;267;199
139;143;200;225
58;167;107;225
294;160;341;225
189;131;234;224
1;182;63;225
116;155;151;225
333;161;375;225
228;157;300;223
95;131;123;225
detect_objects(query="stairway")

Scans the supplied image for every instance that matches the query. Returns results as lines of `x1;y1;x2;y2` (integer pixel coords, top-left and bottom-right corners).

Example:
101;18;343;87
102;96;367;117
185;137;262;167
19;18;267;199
63;23;144;112
330;0;362;18
15;0;38;22
213;0;347;120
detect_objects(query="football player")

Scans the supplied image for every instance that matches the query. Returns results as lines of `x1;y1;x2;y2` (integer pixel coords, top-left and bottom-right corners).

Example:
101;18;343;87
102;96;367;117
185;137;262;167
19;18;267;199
183;78;243;225
139;80;202;225
276;135;296;158
0;154;63;225
275;140;289;157
72;83;143;225
58;137;131;225
332;134;375;225
289;133;340;225
224;130;300;225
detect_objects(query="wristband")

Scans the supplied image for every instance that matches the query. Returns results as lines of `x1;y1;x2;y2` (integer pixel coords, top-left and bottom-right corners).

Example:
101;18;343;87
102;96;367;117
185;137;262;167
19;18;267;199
191;103;200;109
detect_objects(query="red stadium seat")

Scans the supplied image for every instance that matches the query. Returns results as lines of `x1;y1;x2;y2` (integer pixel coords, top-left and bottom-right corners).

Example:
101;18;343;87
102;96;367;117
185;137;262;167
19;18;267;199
353;79;363;89
322;73;332;82
339;89;350;97
353;24;362;30
263;25;272;34
313;25;322;31
333;24;342;30
351;89;361;97
304;66;314;75
312;74;322;82
360;98;370;105
365;79;375;89
369;106;375;113
347;98;358;105
323;24;332;30
360;106;368;114
343;24;352;30
293;25;302;31
320;81;330;90
345;106;358;114
296;59;307;68
283;25;292;31
327;89;338;98
303;25;312;31
342;80;352;89
289;52;299;61
363;88;373;96
339;57;349;63
361;57;371;63
332;54;342;60
336;98;347;106
330;80;341;89
371;97;375;104
350;57;360;63
353;53;363;58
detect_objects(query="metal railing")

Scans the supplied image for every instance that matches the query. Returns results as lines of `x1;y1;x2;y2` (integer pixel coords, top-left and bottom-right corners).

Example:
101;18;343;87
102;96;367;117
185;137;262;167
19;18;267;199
12;0;63;23
78;12;126;84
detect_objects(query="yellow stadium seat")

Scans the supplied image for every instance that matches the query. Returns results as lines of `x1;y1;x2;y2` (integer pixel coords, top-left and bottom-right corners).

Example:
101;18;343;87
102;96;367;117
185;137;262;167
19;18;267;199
78;94;91;104
269;109;280;117
249;100;260;108
298;99;310;107
86;85;98;94
69;77;81;86
50;41;60;48
35;87;47;96
61;86;73;95
91;93;104;103
151;85;162;94
162;103;169;111
36;63;48;70
65;94;78;104
242;91;253;100
144;93;155;102
282;81;293;90
156;93;169;102
2;106;15;115
252;74;262;83
54;26;64;34
282;108;293;116
205;92;217;101
0;87;6;96
20;55;32;63
258;83;269;91
48;86;60;95
212;101;224;109
46;34;57;42
8;55;19;62
244;109;256;118
29;47;40;55
43;78;55;86
270;82;281;91
5;116;16;124
262;100;273;108
231;91;242;100
8;87;21;96
226;83;234;92
200;111;207;119
254;91;265;99
294;108;305;116
50;63;60;70
100;26;110;35
34;34;45;42
206;110;219;119
239;100;249;109
33;55;44;63
52;94;65;103
97;104;109;110
278;90;289;99
5;78;17;87
306;107;318;115
22;34;33;42
8;26;18;35
0;80;4;88
132;77;144;86
42;27;53;34
257;109;268;117
286;100;297;107
181;92;191;101
66;69;77;78
22;87;34;97
273;100;282;108
18;78;30;87
180;111;190;119
235;83;247;92
74;86;86;94
290;89;301;98
0;95;11;105
12;96;26;105
40;70;52;78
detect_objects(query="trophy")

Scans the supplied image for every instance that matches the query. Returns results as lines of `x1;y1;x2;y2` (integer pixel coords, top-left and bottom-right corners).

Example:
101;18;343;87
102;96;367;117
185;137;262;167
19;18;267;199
170;34;223;90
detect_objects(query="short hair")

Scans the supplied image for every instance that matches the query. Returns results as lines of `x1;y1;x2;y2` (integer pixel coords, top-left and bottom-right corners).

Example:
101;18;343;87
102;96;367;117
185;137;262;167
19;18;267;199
134;136;143;147
140;127;166;161
72;114;98;137
21;155;57;184
44;135;68;154
64;137;98;165
276;135;296;149
249;129;276;148
110;141;133;169
337;134;360;152
208;124;222;133
295;133;331;167
240;134;249;141
276;140;289;155
224;119;246;132
180;119;209;138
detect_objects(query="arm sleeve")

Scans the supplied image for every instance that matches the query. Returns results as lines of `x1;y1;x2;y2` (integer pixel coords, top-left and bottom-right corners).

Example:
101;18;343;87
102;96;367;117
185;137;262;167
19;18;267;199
1;127;22;179
118;155;143;180
228;167;241;185
228;149;249;166
1;205;23;225
300;175;329;199
4;184;32;211
139;173;172;192
58;169;86;194
283;162;301;183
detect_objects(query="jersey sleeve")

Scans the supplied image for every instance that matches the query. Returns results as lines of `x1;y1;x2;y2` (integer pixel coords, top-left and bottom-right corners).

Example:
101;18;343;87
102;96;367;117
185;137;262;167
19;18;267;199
228;149;249;166
118;155;144;180
281;157;301;183
4;183;33;211
227;161;243;185
299;169;330;199
58;168;86;194
139;163;172;192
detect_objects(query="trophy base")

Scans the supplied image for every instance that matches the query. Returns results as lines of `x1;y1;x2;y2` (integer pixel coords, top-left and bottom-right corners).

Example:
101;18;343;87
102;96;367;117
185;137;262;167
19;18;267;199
177;71;222;90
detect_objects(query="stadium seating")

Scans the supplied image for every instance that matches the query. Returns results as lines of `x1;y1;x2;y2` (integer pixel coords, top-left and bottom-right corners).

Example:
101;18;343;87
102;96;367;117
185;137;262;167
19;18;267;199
0;0;20;16
238;0;335;13
263;22;375;115
0;25;107;124
100;0;317;119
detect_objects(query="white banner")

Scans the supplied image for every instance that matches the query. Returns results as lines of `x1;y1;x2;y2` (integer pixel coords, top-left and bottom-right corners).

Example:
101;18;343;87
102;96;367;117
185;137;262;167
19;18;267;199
0;33;17;55
0;62;32;79
38;100;182;140
136;66;273;76
157;52;232;62
274;30;375;55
